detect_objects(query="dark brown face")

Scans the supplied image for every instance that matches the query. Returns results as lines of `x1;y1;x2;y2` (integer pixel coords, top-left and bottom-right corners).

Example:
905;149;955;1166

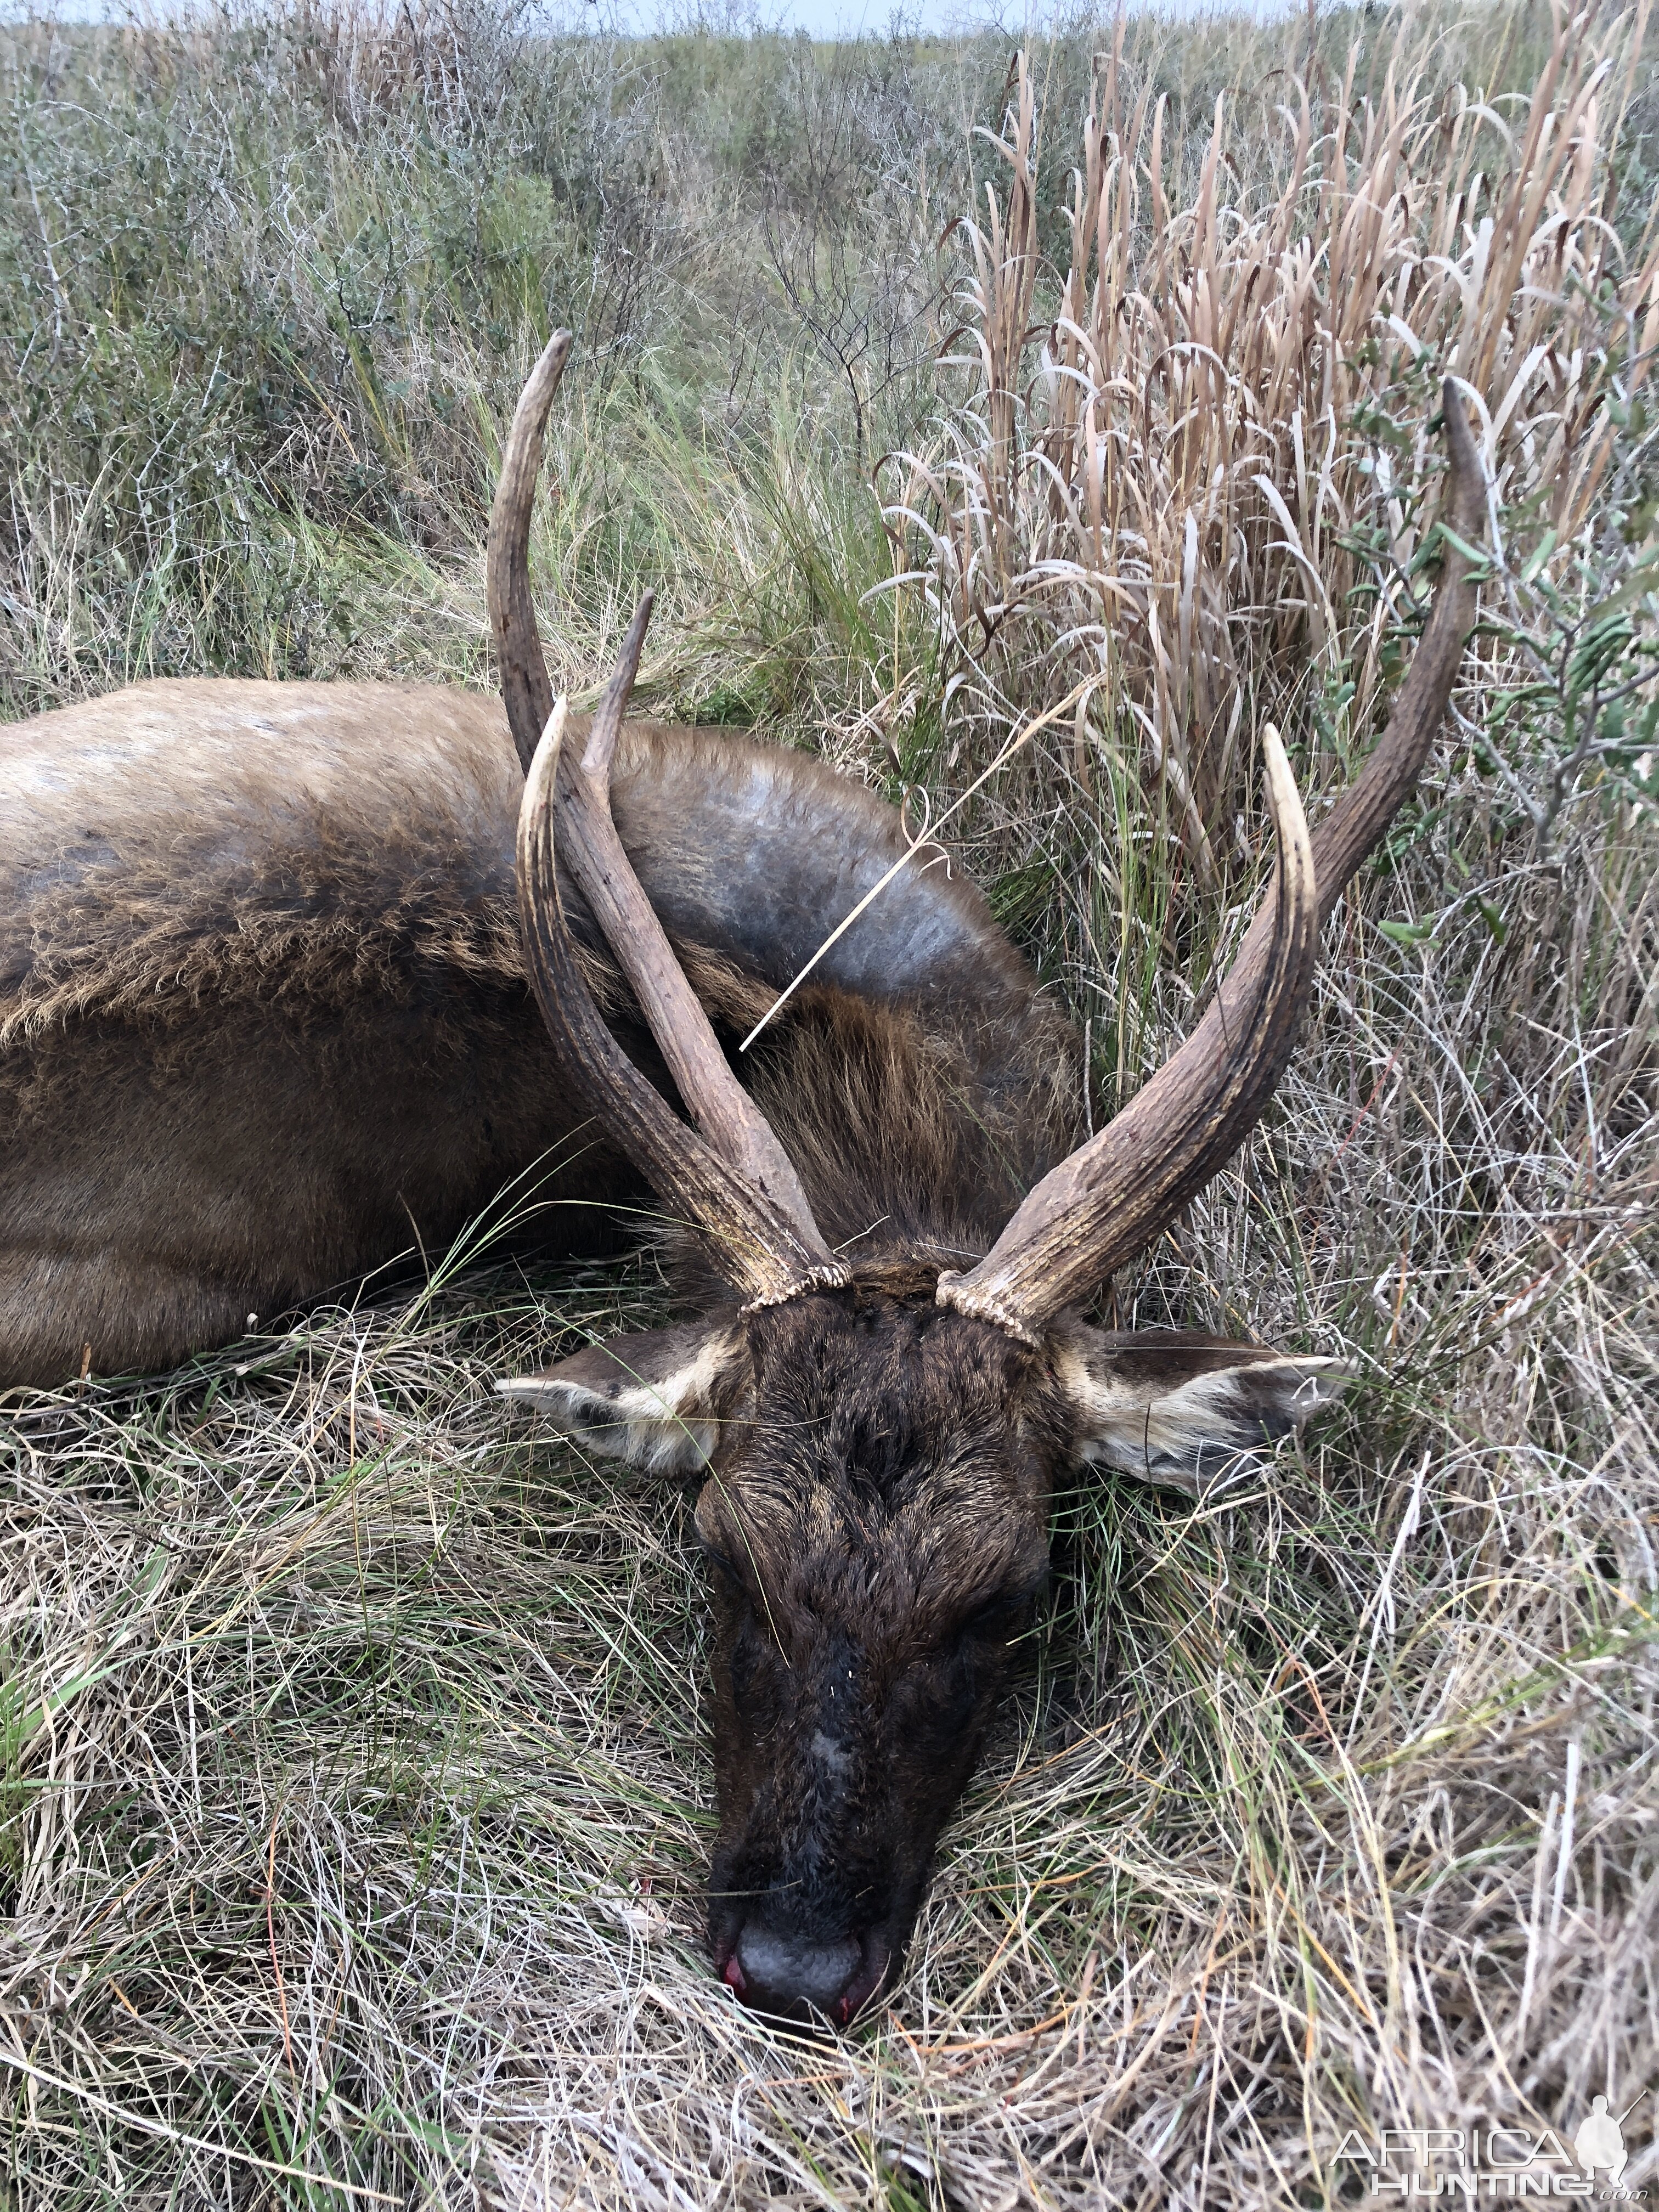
692;1283;1059;2026
505;1287;1353;2022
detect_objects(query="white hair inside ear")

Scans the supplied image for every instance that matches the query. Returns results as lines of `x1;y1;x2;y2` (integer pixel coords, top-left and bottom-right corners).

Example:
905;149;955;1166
1052;1324;1356;1498
498;1316;746;1476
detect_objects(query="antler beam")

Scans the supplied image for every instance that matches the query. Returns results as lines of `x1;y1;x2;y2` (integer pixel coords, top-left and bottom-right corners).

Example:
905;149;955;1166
489;329;572;772
938;380;1486;1338
516;609;849;1309
937;726;1317;1339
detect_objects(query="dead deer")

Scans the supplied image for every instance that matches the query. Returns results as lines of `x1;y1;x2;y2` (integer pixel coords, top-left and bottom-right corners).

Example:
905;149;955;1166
499;349;1485;2024
0;331;1483;2025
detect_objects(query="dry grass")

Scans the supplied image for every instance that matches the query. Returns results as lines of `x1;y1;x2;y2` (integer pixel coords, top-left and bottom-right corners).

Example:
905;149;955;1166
882;9;1659;866
3;3;1659;2205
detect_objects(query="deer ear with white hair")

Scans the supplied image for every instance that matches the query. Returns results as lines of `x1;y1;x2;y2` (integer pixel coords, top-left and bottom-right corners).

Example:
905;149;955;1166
1052;1324;1354;1498
499;1316;748;1475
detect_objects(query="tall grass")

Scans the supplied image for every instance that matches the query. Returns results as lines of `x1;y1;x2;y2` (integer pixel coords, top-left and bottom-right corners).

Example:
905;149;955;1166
884;9;1658;858
2;3;1657;2206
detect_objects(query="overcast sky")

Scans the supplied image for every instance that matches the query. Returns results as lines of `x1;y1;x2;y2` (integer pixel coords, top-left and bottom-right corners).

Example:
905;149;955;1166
571;0;1268;42
13;0;1287;46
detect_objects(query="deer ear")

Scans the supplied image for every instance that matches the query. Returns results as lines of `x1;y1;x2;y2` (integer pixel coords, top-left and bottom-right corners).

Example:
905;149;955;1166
498;1316;747;1474
1052;1325;1354;1498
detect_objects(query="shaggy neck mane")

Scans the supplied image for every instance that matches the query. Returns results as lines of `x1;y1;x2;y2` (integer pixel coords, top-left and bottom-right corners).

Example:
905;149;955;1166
646;952;1080;1305
3;685;1079;1304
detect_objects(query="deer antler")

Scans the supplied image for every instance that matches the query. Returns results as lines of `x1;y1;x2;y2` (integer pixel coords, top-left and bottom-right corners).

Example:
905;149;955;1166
516;600;849;1309
938;380;1486;1339
489;329;572;772
496;335;845;1305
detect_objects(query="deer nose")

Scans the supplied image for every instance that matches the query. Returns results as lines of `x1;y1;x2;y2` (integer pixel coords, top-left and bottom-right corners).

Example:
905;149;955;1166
727;1922;865;2022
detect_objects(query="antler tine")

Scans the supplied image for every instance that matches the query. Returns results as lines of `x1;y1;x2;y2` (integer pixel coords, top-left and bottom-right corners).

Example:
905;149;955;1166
938;729;1317;1340
516;615;848;1309
578;589;652;785
1305;379;1485;917
940;381;1485;1340
489;329;572;772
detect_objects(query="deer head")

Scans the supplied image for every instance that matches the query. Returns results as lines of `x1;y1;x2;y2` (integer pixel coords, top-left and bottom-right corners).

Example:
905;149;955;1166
491;334;1485;2025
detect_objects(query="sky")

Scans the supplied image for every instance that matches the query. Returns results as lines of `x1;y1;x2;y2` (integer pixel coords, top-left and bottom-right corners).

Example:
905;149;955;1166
572;0;1266;44
13;0;1283;48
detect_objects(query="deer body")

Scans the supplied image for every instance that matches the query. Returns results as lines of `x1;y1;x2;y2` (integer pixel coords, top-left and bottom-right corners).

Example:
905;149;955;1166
1;676;1067;1388
2;330;1486;2026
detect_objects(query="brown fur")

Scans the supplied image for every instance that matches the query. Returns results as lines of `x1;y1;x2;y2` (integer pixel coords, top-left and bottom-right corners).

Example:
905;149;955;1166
511;1269;1346;2023
1;677;1075;1389
690;1275;1059;2014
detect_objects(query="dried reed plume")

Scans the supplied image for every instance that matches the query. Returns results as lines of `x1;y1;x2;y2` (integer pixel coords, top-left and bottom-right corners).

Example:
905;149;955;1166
887;9;1659;875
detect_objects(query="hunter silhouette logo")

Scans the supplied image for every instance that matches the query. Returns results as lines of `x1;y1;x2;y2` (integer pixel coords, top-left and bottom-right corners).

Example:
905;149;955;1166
1575;2096;1646;2199
1335;2095;1648;2197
